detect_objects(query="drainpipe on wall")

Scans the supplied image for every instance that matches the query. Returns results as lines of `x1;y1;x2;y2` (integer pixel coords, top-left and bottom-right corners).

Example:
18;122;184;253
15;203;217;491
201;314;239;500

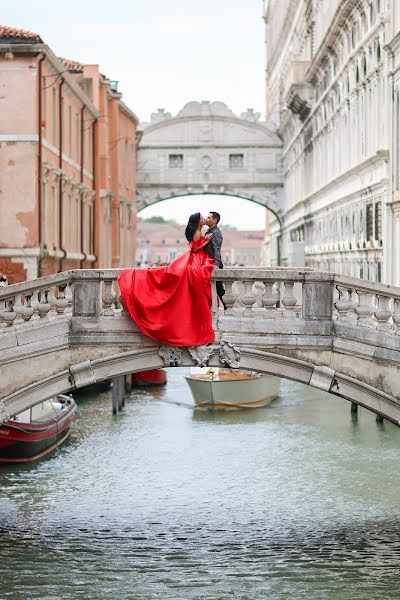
79;105;87;269
58;79;66;273
37;53;45;277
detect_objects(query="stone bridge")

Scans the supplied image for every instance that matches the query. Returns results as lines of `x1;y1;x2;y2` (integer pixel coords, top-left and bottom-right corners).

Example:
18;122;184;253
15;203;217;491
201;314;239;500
1;269;400;424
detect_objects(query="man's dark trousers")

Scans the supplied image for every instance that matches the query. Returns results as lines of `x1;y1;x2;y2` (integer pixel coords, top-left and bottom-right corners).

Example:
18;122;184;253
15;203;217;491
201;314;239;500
204;225;226;308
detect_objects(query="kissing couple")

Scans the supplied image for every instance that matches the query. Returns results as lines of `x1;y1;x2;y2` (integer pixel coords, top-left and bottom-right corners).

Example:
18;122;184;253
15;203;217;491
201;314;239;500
118;211;226;347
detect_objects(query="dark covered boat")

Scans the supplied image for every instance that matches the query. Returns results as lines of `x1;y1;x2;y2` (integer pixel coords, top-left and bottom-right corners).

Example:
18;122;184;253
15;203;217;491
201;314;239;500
0;395;76;463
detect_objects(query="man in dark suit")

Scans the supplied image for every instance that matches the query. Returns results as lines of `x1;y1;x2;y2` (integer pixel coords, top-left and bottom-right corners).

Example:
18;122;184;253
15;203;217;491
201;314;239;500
205;211;226;309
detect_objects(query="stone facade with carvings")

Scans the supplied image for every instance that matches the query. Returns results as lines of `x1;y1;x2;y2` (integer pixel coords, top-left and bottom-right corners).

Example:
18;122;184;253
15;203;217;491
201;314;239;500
136;101;283;218
264;0;400;283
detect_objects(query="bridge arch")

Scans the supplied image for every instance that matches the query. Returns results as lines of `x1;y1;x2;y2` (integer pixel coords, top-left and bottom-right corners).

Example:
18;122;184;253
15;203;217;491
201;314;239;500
137;191;283;265
2;346;400;427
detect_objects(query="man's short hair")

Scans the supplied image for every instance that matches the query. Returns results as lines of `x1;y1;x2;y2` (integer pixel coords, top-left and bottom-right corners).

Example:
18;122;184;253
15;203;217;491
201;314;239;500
210;211;221;224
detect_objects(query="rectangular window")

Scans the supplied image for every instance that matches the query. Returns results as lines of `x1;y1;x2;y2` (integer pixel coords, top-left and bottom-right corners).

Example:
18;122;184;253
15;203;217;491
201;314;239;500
374;202;382;241
68;194;73;250
377;261;382;283
229;154;244;169
125;140;129;187
76;197;80;251
88;204;93;254
169;154;183;168
42;77;46;136
69;106;72;157
52;186;58;246
52;88;57;145
42;181;47;244
76;113;80;161
366;204;374;240
61;97;64;152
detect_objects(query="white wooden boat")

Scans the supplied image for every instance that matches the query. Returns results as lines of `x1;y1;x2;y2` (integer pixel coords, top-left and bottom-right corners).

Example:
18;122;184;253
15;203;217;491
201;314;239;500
185;368;280;410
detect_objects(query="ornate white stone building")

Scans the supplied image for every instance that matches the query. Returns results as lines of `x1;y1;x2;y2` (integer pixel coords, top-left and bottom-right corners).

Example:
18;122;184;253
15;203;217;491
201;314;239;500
264;0;400;283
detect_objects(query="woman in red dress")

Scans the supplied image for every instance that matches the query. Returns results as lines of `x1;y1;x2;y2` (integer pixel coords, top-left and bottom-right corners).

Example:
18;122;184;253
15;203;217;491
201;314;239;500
118;213;215;347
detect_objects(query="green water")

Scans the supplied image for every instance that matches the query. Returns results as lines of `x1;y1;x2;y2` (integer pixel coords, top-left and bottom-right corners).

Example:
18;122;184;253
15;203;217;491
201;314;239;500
1;369;400;599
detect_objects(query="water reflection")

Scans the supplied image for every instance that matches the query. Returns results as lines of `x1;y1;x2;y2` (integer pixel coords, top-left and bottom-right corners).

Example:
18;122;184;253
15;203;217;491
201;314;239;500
0;369;399;599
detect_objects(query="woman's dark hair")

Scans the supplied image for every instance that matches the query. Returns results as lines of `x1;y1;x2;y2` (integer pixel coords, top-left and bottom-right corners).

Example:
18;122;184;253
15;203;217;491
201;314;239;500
185;212;201;241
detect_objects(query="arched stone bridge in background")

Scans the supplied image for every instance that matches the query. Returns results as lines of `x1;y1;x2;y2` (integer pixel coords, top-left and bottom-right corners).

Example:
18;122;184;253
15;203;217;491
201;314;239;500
136;101;284;218
2;269;400;425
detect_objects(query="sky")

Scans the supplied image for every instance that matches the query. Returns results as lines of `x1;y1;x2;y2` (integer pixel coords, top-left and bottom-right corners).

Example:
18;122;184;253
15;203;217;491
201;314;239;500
2;0;268;229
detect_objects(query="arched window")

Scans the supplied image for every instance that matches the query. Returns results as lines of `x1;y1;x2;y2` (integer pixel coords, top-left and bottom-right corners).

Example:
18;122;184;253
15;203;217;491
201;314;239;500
377;41;381;63
363;54;367;76
356;65;360;84
361;11;367;33
370;2;375;25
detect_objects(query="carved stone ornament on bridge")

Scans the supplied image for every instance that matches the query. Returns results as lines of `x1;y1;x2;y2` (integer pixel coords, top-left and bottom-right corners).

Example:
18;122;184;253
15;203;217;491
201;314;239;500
309;365;336;392
0;400;10;426
188;344;215;367
159;346;183;367
69;360;97;388
219;341;241;369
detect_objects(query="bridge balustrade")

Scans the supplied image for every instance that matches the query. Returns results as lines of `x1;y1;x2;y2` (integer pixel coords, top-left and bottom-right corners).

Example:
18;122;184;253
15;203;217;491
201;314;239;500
1;269;400;333
2;268;400;424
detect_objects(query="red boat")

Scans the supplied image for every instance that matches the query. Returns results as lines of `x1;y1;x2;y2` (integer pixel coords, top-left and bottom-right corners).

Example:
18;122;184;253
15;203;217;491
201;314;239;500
132;369;167;387
0;395;76;463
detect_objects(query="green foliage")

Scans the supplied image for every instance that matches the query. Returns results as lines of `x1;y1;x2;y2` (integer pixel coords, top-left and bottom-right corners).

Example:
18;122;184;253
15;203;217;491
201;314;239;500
138;216;179;225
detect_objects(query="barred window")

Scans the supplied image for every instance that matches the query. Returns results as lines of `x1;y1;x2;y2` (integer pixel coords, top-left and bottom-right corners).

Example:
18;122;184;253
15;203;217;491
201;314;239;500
229;154;244;169
374;202;382;241
169;154;183;168
366;204;374;240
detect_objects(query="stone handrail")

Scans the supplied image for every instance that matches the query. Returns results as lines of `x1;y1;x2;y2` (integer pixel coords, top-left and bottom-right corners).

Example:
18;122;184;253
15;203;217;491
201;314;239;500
1;268;400;332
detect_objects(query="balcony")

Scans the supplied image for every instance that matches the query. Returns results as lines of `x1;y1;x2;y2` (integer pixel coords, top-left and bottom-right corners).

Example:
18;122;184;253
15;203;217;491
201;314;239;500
283;61;314;122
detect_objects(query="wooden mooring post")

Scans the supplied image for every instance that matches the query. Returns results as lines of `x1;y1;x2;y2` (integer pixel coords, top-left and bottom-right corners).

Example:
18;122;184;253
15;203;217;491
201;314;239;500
112;376;125;415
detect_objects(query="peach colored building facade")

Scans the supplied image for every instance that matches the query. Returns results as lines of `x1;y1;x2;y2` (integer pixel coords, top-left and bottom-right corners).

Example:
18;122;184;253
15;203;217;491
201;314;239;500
136;222;264;267
0;26;138;283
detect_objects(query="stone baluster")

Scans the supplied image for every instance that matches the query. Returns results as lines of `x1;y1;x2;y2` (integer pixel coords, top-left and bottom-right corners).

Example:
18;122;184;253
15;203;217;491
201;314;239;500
102;280;116;316
3;298;17;327
37;288;52;318
354;290;375;328
241;280;256;317
334;286;353;322
281;281;297;315
392;299;400;334
54;285;69;315
374;295;393;332
262;281;278;316
13;293;25;324
117;285;126;315
22;292;35;322
0;299;5;329
223;279;236;316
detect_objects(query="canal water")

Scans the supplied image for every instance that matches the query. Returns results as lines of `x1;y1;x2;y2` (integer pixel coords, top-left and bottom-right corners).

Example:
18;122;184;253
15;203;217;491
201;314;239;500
1;370;400;600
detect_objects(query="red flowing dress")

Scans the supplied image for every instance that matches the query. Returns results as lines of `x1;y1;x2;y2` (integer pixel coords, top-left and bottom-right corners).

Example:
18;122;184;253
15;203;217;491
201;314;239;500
118;237;215;347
